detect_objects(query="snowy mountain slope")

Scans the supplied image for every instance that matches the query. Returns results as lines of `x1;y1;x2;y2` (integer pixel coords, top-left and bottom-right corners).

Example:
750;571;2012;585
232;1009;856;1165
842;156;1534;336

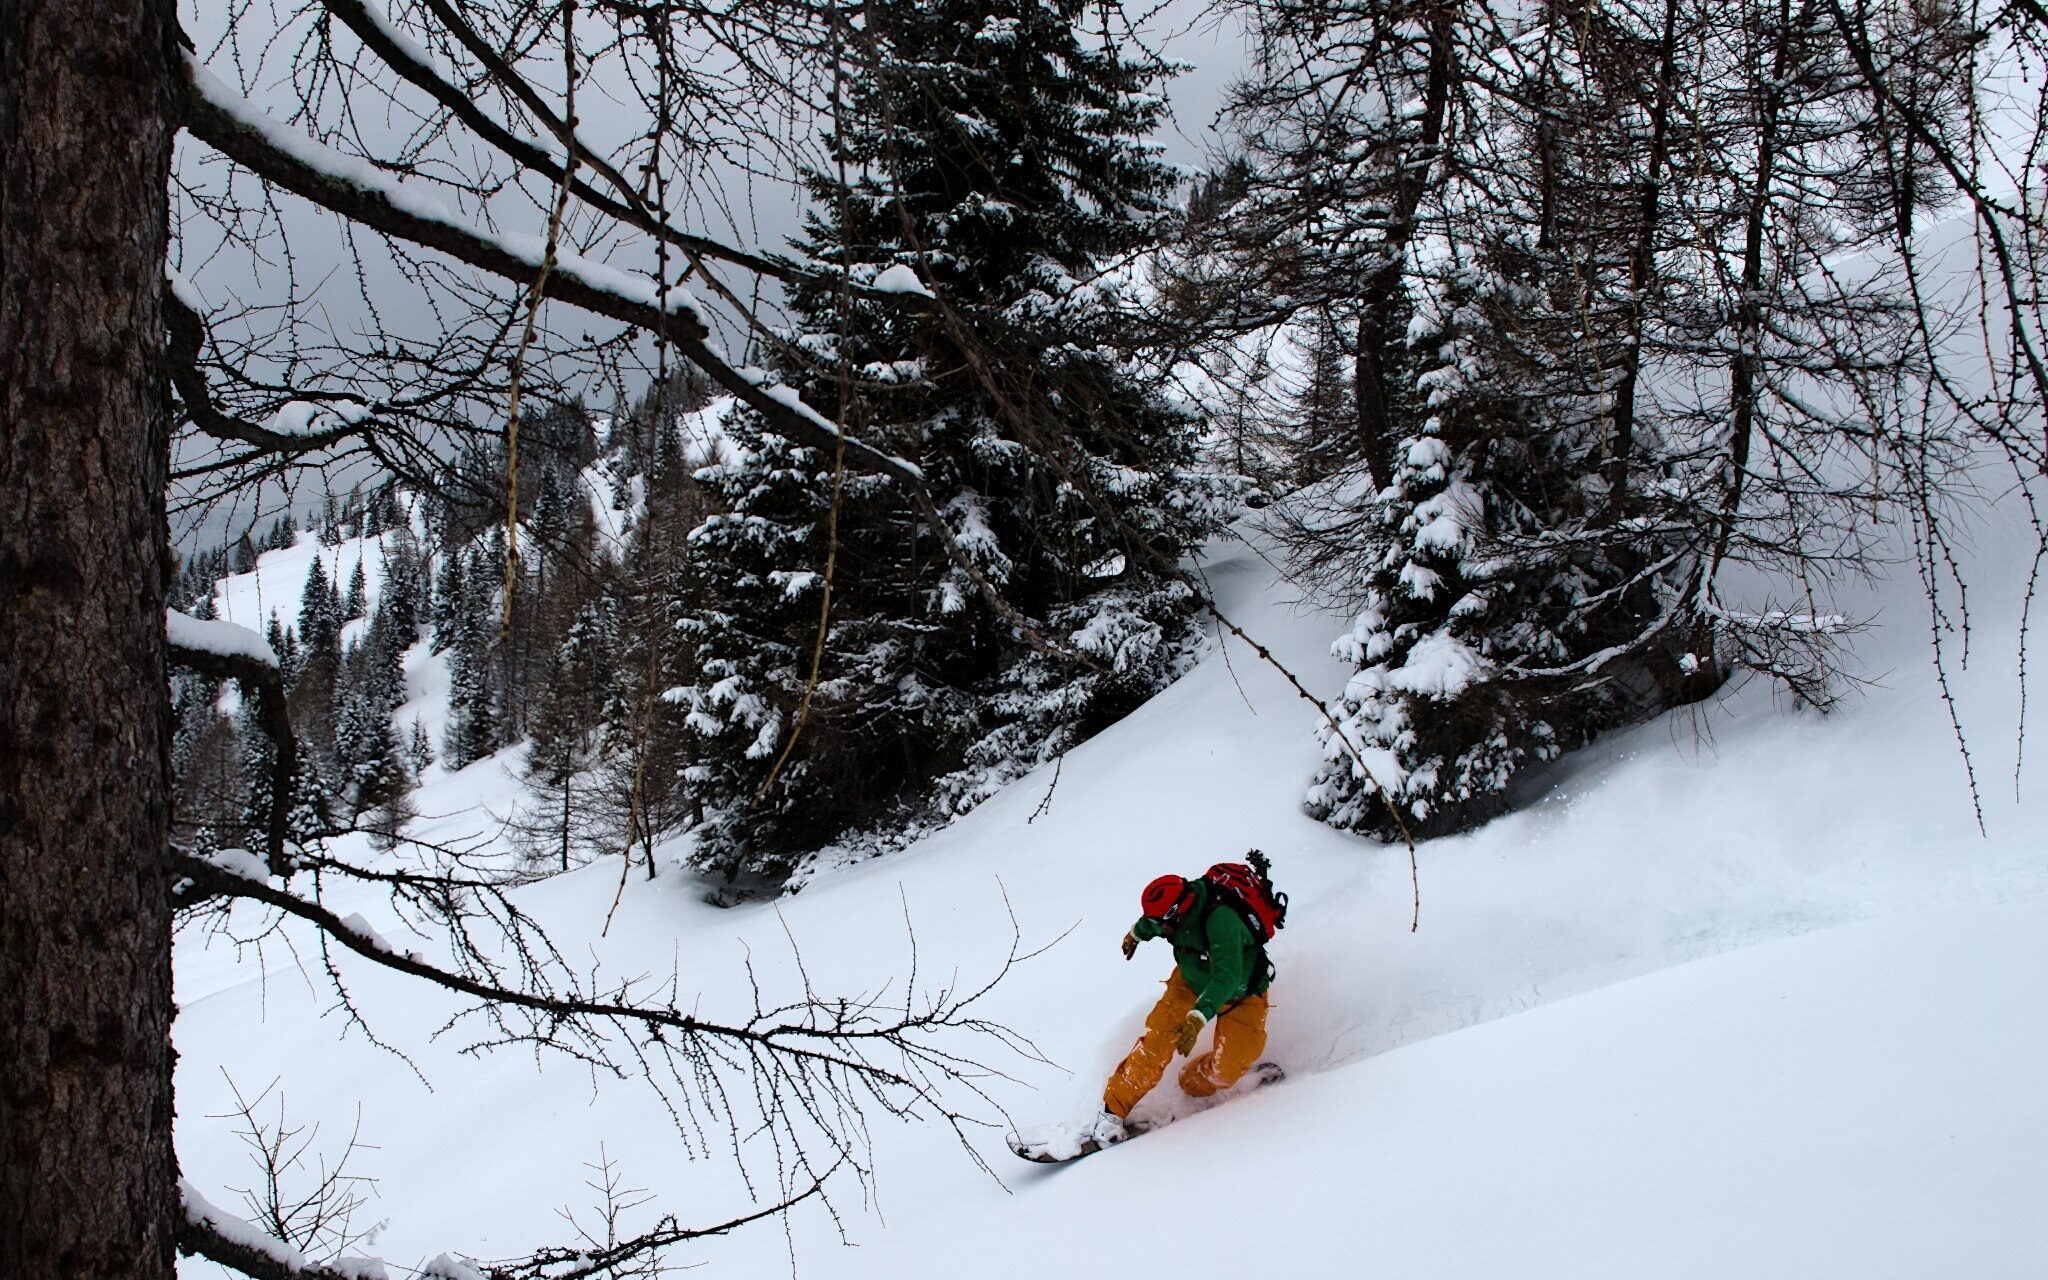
209;529;393;644
173;468;2048;1277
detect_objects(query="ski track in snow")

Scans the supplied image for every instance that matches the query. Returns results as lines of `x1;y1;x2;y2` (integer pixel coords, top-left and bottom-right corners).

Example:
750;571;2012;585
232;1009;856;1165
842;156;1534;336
172;469;2048;1276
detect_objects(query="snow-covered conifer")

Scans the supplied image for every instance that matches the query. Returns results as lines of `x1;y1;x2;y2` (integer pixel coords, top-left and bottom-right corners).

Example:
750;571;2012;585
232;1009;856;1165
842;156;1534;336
296;557;341;677
1305;269;1583;835
443;543;505;769
407;718;434;776
379;526;428;641
342;559;367;621
430;544;466;653
522;601;613;870
678;0;1234;888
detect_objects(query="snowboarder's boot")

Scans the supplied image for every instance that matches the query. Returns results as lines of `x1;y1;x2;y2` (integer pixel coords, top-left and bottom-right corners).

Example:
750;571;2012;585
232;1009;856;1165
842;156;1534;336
1247;1061;1285;1088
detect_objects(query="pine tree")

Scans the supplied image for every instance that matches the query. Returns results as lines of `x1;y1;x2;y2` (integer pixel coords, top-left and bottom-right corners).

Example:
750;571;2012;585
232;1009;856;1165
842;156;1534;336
236;695;280;854
380;525;428;641
443;545;503;769
286;754;339;846
679;0;1234;889
265;613;297;683
342;558;367;621
1279;0;1949;837
529;397;598;471
431;543;466;652
528;466;569;568
1305;268;1585;835
295;557;342;683
334;683;391;816
1280;0;1705;837
333;597;413;818
407;718;434;776
169;665;243;853
445;629;497;770
288;557;345;789
522;602;611;871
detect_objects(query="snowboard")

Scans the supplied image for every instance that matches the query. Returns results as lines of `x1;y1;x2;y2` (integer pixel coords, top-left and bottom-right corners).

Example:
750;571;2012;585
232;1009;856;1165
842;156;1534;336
1006;1062;1285;1164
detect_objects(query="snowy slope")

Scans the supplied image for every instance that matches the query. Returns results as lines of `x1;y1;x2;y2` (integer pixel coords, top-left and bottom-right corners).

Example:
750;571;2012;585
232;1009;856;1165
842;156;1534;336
174;467;2048;1277
209;530;392;647
834;900;2048;1280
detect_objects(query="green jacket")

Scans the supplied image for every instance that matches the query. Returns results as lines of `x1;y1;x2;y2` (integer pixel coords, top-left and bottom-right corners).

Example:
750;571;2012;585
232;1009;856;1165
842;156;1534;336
1131;879;1272;1019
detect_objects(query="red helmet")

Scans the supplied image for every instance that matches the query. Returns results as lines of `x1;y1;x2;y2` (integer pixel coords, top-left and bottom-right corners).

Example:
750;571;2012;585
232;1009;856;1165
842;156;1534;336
1141;874;1191;922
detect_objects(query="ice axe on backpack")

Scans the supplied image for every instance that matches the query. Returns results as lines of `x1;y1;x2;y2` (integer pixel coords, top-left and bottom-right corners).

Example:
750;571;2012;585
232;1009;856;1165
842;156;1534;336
1122;850;1288;962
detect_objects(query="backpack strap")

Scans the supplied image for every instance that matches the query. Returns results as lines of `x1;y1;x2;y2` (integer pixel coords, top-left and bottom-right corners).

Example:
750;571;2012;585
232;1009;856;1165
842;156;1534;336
1200;873;1275;989
1178;876;1278;995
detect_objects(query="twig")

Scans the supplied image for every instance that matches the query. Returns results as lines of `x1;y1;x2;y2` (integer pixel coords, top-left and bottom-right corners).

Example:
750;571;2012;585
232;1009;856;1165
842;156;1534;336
1027;755;1062;825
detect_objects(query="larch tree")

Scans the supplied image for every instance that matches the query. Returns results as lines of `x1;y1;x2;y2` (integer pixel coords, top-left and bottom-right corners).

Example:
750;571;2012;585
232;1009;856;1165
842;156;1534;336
1201;0;1994;839
1;0;181;1276
4;1;1077;1276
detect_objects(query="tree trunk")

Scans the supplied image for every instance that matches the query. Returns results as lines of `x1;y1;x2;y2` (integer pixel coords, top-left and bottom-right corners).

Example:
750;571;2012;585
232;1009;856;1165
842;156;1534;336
1351;4;1457;494
0;0;178;1277
1606;0;1684;516
1709;0;1791;587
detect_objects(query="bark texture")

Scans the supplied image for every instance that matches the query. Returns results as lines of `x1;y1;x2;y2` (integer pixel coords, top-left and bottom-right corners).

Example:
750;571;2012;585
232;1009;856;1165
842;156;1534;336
0;0;179;1276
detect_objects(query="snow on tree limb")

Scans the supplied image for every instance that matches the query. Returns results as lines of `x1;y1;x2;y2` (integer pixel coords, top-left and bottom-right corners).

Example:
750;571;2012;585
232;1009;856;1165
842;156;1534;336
870;263;935;297
166;288;381;457
166;607;277;668
176;50;874;475
166;615;297;874
178;1179;392;1280
195;846;272;883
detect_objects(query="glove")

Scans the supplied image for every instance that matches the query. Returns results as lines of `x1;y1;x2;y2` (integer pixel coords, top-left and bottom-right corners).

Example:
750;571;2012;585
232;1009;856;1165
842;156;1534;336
1121;931;1139;961
1173;1010;1206;1057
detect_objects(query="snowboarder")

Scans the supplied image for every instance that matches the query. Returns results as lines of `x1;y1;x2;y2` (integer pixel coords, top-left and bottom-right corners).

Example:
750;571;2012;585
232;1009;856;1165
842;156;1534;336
1092;855;1284;1145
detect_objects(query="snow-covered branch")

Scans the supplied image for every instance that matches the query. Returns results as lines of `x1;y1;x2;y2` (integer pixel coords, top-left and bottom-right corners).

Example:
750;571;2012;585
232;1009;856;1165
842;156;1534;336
166;610;296;873
325;0;768;279
166;608;277;670
177;1180;398;1280
165;290;380;459
179;54;705;338
322;0;928;311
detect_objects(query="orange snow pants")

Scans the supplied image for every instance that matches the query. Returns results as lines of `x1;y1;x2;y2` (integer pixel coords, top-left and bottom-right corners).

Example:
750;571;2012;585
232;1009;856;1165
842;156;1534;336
1102;971;1269;1118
